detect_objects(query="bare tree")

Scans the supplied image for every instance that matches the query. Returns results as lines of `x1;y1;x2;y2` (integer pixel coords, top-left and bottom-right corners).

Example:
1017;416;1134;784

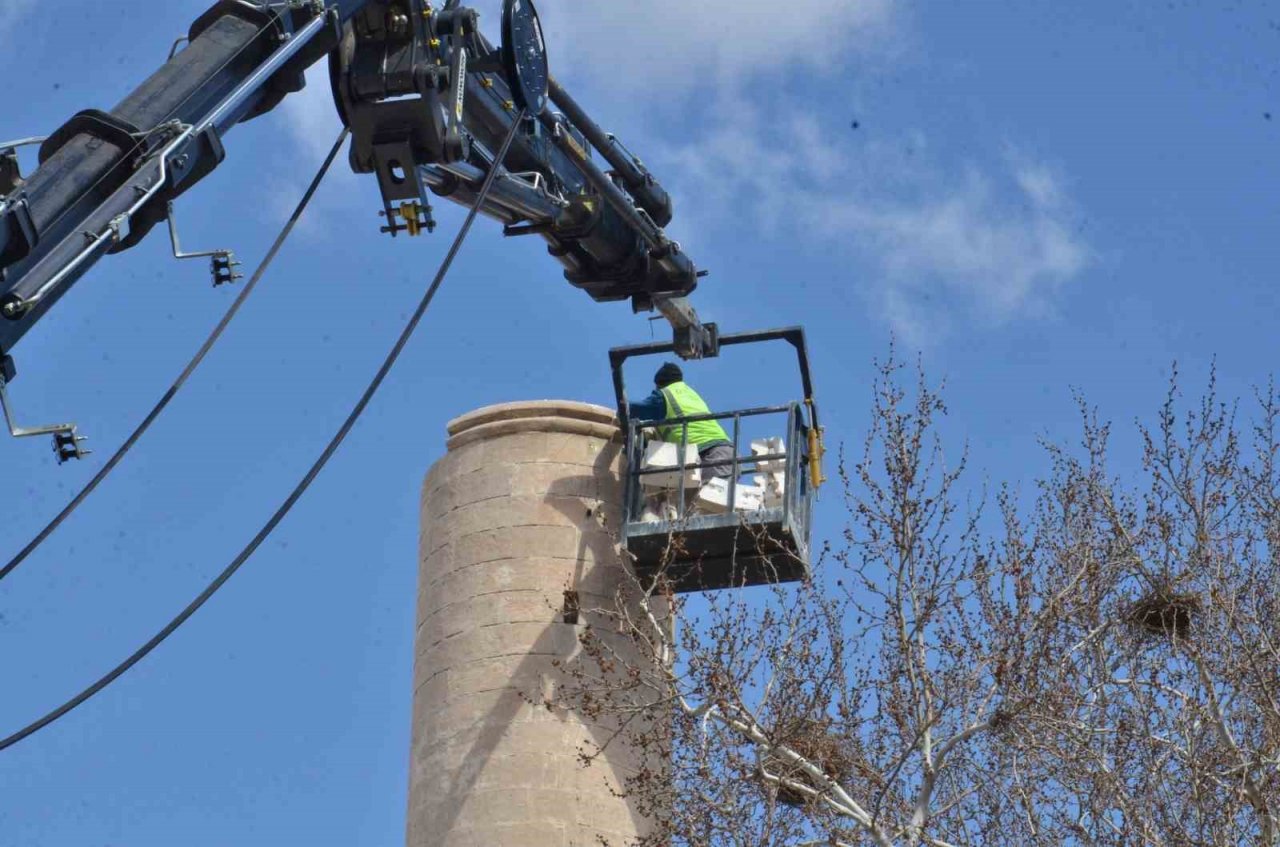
1031;369;1280;846
552;358;1280;847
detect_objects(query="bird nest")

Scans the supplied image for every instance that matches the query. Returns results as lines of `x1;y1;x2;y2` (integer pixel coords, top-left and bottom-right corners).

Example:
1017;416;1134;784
759;719;854;808
988;704;1017;741
1126;587;1201;640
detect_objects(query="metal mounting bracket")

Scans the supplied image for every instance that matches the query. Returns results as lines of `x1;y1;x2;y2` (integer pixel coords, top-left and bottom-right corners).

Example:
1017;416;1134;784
0;358;89;464
0;135;45;199
443;40;471;163
379;199;437;237
167;201;241;286
370;140;440;237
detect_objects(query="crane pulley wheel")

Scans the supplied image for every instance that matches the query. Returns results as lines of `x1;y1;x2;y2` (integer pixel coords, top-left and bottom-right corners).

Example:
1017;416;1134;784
501;0;549;116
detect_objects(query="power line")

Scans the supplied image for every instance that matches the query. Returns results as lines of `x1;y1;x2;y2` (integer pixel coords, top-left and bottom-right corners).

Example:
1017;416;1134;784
37;18;284;243
0;111;527;753
0;128;351;584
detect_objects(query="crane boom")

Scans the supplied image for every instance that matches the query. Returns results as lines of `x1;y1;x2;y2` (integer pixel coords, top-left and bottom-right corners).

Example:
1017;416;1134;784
0;0;717;385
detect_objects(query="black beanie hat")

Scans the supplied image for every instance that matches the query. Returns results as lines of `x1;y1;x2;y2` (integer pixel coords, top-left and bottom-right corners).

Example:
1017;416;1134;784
655;362;683;387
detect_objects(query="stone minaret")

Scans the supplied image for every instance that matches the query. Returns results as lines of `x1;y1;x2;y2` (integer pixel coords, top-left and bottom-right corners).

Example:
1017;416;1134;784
407;401;653;847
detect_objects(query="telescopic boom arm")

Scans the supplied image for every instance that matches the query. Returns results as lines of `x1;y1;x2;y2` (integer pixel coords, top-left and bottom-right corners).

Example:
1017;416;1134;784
0;0;716;407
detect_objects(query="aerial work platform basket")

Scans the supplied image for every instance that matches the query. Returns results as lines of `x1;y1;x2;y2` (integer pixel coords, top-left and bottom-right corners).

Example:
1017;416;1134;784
610;327;823;594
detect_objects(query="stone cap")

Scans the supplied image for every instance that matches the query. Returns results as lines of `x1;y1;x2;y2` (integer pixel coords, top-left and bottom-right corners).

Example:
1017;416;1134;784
446;401;620;451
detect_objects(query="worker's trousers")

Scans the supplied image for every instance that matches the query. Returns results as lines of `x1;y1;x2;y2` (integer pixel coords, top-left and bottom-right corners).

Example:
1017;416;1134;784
699;444;736;480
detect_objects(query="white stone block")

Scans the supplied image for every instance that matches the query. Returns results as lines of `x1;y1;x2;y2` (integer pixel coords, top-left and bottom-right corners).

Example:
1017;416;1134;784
740;488;765;512
645;441;700;468
639;495;680;523
751;470;786;508
751;437;787;471
639;441;702;490
696;479;766;514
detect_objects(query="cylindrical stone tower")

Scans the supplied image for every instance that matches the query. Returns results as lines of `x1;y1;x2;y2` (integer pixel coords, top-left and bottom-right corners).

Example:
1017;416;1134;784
408;401;651;847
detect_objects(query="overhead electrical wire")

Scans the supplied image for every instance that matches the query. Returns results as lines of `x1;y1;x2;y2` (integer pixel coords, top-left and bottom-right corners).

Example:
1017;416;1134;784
2;16;330;583
0;128;352;584
0;111;528;753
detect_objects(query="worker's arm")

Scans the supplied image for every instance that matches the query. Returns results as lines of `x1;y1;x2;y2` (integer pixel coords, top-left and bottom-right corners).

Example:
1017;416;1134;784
628;389;666;423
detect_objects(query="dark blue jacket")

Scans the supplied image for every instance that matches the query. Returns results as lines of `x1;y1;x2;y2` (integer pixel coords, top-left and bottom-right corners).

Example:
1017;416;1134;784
629;388;668;423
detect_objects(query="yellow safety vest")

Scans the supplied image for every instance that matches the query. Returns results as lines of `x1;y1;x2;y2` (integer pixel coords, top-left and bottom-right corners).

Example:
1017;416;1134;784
657;382;730;447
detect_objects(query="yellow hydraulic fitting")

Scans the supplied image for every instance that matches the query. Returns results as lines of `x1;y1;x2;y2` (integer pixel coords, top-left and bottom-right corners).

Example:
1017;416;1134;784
805;399;826;488
808;427;827;488
563;133;588;162
480;77;493;88
429;37;441;48
399;202;423;237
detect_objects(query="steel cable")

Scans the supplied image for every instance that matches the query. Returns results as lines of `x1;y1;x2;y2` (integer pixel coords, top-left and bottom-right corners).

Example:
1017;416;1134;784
0;128;351;584
0;112;527;752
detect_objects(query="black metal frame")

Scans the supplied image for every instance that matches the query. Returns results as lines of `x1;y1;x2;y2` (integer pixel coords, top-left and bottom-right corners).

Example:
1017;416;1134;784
608;326;820;593
609;326;818;428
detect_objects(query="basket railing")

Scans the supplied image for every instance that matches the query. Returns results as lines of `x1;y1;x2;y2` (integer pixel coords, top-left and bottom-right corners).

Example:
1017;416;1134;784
623;402;809;527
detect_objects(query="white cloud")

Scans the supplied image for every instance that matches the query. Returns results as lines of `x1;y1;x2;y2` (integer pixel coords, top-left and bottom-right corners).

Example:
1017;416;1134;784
281;65;349;165
821;166;1090;341
527;0;900;99
654;101;1091;344
0;0;34;41
1014;160;1067;210
267;65;360;235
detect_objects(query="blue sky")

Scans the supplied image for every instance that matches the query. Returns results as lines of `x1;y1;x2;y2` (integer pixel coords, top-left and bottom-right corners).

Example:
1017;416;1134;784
0;1;1276;844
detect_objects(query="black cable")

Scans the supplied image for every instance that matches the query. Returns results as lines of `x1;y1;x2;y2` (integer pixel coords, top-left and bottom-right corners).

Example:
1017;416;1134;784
0;128;352;585
0;111;527;753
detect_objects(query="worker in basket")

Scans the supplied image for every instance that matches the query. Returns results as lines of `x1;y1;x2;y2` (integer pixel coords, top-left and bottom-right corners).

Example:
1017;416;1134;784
630;362;735;480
